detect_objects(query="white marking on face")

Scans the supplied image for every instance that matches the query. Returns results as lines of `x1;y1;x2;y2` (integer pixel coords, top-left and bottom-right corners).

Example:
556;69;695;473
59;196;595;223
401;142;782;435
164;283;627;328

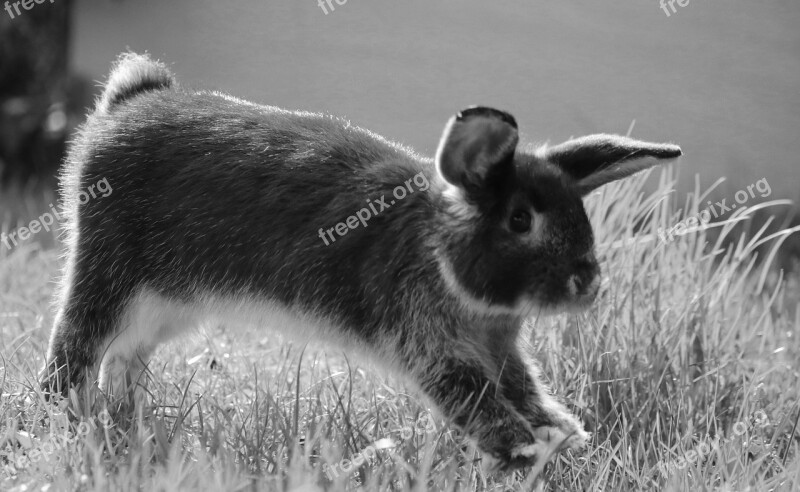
567;275;580;296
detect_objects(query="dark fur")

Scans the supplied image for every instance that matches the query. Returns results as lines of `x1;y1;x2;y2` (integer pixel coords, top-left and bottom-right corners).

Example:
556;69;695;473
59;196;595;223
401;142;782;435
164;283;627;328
43;53;681;471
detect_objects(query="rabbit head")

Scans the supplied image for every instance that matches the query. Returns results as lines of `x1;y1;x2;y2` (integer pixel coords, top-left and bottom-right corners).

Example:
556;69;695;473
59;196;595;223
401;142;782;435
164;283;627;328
434;107;682;316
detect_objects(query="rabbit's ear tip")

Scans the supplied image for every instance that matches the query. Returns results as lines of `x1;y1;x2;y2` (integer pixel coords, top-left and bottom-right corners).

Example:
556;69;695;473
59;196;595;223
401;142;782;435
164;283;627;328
648;142;681;159
666;145;683;157
455;106;518;129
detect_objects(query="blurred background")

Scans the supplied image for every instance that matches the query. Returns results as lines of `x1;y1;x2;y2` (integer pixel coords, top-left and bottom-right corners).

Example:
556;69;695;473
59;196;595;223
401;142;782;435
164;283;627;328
1;0;799;258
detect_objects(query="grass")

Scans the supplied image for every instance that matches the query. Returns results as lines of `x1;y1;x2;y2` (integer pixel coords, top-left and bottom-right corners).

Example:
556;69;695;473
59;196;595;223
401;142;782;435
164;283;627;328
1;166;799;491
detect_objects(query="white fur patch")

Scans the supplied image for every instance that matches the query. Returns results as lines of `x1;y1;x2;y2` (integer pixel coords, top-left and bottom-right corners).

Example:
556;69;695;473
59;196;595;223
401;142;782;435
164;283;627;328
435;254;534;317
97;288;356;393
567;275;579;296
525;362;591;451
441;184;479;221
511;439;558;461
532;425;590;452
480;452;503;474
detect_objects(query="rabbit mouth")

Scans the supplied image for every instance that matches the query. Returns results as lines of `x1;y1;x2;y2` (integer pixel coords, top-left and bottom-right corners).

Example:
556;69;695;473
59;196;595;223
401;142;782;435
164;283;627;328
525;281;599;315
526;270;600;314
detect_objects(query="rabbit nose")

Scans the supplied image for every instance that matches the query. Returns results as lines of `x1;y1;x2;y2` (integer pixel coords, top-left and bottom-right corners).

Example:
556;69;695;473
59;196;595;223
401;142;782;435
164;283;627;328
568;255;600;297
568;274;599;297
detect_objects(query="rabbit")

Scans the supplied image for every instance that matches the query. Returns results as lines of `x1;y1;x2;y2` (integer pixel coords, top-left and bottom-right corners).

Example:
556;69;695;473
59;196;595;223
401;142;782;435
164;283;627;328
42;52;682;472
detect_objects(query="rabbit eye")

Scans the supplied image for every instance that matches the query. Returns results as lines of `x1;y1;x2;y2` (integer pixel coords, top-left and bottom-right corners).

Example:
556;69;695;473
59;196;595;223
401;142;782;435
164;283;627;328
509;210;532;233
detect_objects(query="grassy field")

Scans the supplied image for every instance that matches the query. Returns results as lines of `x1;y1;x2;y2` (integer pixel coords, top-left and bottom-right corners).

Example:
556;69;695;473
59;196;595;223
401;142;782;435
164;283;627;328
1;167;799;491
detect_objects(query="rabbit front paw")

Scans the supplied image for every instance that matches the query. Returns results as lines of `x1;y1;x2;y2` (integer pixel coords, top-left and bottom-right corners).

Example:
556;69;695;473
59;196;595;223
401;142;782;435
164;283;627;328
532;416;590;452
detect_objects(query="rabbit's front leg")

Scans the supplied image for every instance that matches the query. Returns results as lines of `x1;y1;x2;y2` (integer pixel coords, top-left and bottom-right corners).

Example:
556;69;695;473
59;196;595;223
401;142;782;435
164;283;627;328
496;346;590;454
414;355;558;471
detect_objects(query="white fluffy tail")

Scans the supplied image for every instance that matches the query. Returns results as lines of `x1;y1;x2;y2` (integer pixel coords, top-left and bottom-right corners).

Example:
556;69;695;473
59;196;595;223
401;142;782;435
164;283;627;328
96;52;174;114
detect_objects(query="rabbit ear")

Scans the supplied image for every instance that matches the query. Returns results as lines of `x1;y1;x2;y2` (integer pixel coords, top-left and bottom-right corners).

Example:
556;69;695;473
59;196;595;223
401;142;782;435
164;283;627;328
436;107;519;192
546;134;682;195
